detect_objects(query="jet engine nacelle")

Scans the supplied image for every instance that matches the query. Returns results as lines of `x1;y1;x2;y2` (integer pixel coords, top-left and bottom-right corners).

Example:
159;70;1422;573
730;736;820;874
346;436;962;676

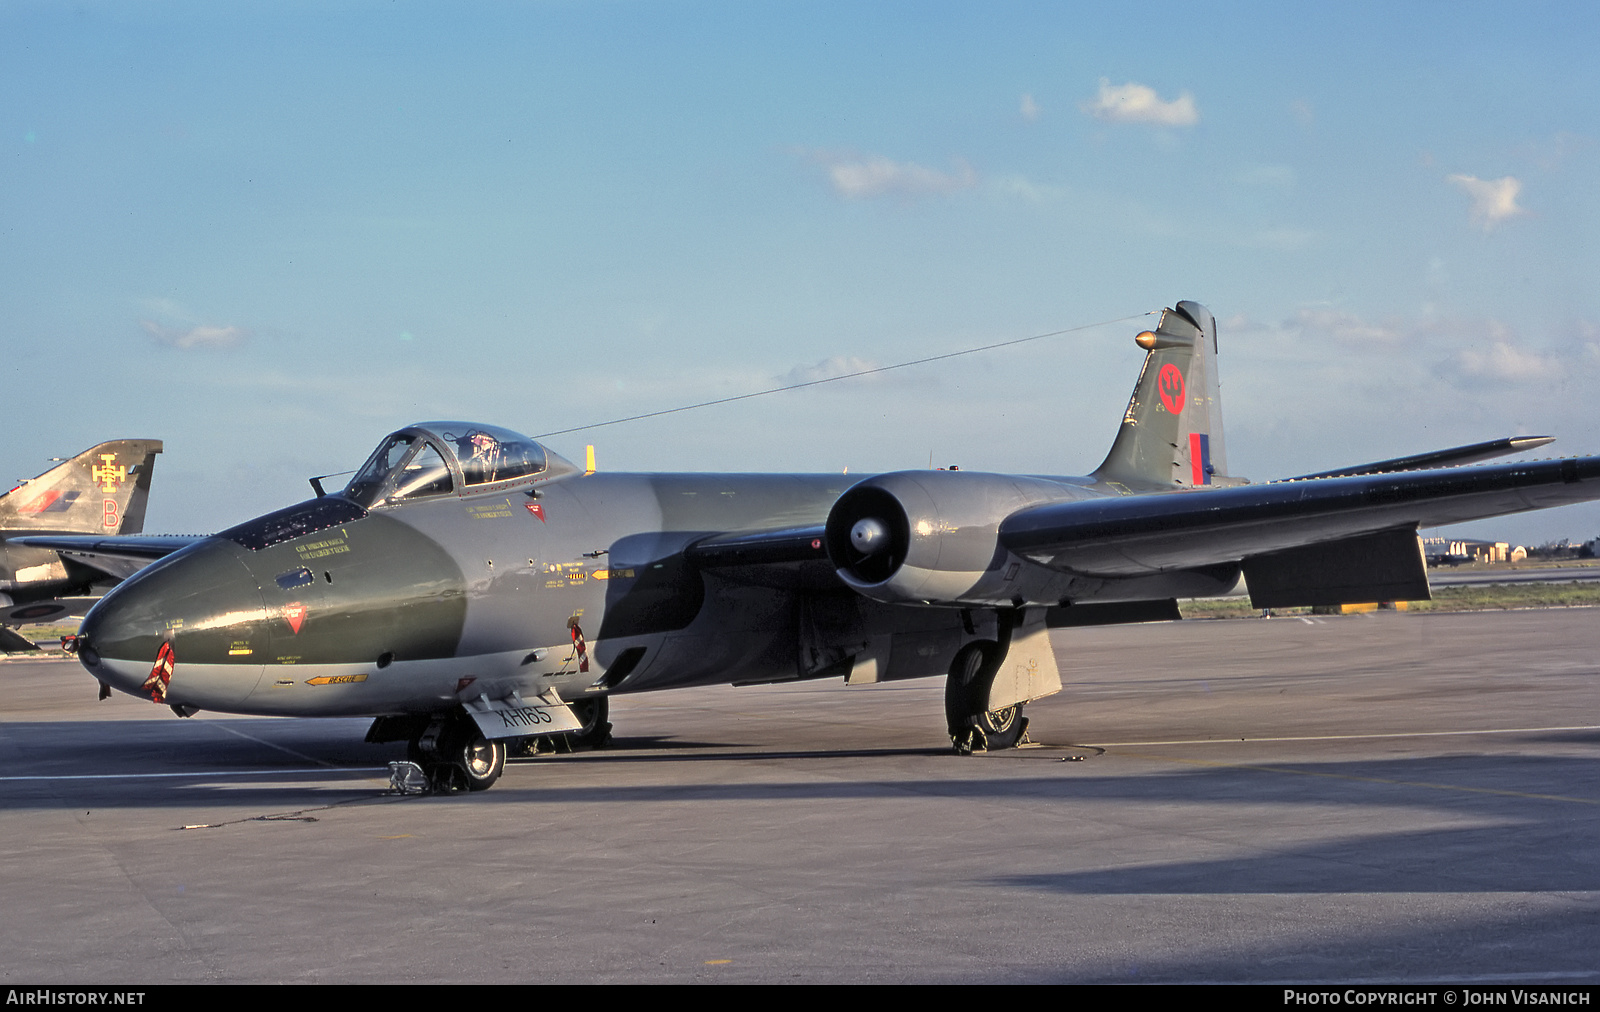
824;470;1089;606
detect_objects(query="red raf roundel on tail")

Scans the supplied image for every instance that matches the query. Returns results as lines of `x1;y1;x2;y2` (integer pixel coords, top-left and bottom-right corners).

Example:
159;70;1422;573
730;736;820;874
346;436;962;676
1157;363;1185;414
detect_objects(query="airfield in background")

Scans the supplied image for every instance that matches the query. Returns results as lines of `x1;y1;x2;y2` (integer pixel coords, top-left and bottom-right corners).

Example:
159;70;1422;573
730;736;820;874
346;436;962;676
3;607;1596;984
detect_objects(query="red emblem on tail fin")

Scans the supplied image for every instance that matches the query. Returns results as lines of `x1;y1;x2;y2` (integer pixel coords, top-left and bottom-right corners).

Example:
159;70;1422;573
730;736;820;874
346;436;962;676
1157;363;1186;414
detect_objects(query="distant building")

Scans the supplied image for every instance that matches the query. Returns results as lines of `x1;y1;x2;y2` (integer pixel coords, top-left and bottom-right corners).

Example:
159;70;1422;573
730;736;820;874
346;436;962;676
1421;537;1525;565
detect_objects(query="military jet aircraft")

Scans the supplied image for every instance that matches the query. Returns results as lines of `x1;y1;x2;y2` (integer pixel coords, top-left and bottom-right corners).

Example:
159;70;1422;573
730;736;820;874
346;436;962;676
46;302;1600;790
0;439;163;651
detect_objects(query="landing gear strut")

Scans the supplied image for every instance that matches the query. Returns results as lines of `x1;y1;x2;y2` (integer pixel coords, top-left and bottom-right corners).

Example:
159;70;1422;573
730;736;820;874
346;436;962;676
408;713;506;792
944;640;1029;755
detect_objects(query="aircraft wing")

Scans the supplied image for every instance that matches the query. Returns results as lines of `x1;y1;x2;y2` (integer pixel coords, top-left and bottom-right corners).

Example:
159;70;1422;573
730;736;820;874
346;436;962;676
691;454;1600;610
1285;435;1555;481
1000;455;1600;576
11;534;203;582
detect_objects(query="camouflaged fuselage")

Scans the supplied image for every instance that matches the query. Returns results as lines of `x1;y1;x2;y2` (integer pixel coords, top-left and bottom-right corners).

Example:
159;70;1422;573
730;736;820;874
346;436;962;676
78;470;875;717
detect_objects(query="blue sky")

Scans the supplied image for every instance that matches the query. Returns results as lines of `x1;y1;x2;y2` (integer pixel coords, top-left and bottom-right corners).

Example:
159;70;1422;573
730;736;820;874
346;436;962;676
3;1;1597;544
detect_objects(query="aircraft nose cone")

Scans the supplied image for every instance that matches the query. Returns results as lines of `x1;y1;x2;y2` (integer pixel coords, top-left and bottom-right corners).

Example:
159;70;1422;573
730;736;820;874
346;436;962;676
850;517;889;555
77;538;268;707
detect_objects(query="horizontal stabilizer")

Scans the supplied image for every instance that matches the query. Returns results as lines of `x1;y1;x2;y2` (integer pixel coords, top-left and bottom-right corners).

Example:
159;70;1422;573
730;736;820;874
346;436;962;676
1287;435;1555;481
1001;455;1600;577
0;626;40;652
1;596;101;626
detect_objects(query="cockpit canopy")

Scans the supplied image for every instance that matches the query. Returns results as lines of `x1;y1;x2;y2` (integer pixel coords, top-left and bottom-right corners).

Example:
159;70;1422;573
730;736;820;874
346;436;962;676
342;422;575;508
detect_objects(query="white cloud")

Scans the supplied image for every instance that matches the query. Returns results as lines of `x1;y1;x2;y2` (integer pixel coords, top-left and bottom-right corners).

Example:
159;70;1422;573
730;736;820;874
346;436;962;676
1574;320;1600;364
1285;310;1567;385
1446;174;1525;229
1079;78;1198;126
1339;315;1570;386
1429;319;1562;385
140;320;248;349
1451;340;1561;383
780;355;880;385
1287;308;1401;344
136;298;248;349
808;151;978;199
1019;93;1040;122
991;173;1063;203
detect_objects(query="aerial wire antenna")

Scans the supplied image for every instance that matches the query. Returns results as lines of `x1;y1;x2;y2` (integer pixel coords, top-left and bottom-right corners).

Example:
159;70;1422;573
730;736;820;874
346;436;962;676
534;310;1156;439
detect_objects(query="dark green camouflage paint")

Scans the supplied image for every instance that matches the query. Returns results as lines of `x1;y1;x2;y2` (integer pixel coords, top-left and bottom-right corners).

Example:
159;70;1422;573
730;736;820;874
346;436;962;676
86;513;466;673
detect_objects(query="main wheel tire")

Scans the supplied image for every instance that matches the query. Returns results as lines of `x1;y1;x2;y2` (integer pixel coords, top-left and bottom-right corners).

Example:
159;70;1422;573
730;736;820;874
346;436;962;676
456;733;506;791
944;641;1028;752
945;641;994;736
418;720;506;792
975;702;1028;750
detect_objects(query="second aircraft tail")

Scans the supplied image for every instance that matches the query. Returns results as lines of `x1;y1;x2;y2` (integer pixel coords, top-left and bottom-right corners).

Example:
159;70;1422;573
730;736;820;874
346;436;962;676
0;439;163;535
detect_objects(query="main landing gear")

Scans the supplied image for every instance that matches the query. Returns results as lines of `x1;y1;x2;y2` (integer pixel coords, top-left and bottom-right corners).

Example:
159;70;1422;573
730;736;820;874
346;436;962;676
944;640;1030;756
513;696;612;756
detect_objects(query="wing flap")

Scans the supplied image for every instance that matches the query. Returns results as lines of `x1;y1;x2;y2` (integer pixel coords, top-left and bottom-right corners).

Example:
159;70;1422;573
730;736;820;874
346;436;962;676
1242;528;1431;608
1000;456;1600;576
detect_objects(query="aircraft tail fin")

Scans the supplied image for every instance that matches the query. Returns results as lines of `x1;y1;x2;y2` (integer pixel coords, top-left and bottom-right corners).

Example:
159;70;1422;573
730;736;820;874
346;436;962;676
1092;301;1233;490
0;440;163;535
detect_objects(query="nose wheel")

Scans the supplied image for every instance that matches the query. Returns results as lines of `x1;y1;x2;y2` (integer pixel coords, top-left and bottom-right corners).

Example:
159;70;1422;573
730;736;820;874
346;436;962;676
409;714;506;792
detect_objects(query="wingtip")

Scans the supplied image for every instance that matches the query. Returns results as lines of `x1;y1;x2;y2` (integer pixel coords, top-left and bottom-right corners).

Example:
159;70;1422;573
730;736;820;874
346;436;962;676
1508;436;1556;451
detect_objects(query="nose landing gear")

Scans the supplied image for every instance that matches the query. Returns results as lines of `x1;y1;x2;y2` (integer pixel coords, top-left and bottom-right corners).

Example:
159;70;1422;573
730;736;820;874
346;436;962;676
370;696;612;794
407;714;506;792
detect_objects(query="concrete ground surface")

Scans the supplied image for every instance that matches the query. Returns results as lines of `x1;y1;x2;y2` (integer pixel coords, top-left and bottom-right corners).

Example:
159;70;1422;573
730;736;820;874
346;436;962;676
1;607;1597;984
1424;564;1600;587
